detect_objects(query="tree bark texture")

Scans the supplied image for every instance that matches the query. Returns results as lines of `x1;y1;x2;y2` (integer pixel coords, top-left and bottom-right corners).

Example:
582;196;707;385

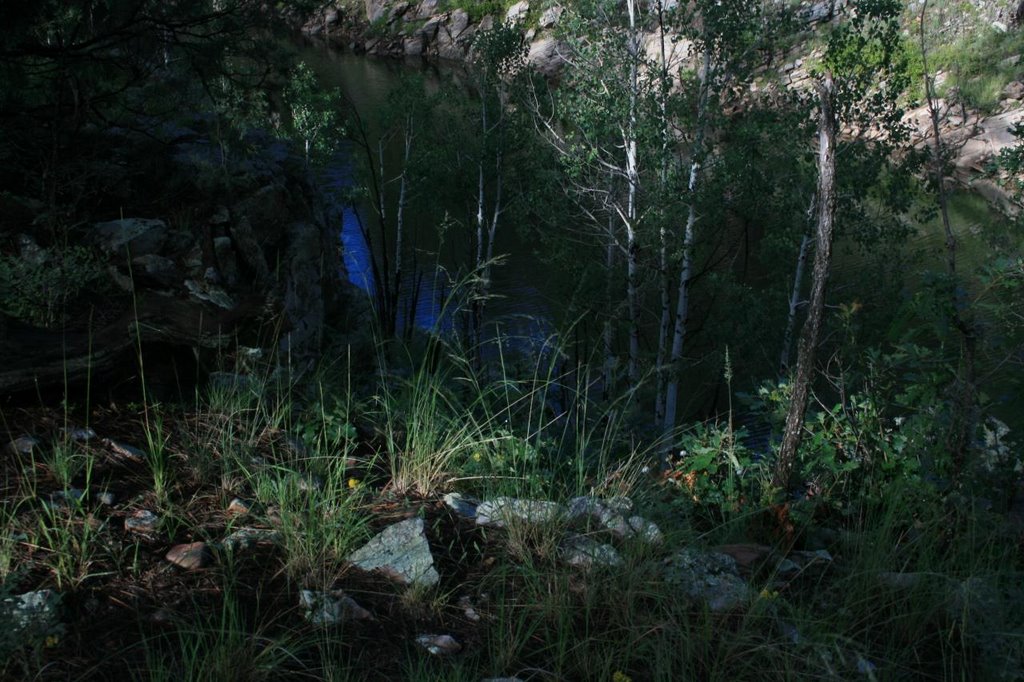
773;75;838;492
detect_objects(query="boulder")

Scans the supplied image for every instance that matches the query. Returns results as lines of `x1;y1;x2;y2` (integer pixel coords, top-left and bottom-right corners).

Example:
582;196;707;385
527;37;567;78
1002;80;1024;101
539;6;562;29
1;590;62;641
348;518;440;587
663;548;752;612
91;218;168;258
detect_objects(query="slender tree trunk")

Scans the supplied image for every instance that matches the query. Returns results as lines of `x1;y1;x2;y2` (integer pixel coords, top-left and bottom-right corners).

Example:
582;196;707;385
663;50;712;436
394;114;413;334
624;0;641;390
654;0;672;426
773;75;838;492
779;194;816;374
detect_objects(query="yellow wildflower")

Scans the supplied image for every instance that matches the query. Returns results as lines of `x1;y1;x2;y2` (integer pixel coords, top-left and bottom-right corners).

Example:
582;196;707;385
347;477;360;489
612;672;633;682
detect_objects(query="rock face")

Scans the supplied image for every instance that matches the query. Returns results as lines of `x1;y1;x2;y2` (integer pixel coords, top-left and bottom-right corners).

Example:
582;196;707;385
664;548;752;612
348;518;440;587
1;124;346;397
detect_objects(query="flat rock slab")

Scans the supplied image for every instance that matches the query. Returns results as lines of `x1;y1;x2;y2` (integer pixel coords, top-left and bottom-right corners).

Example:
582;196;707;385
166;542;214;570
476;497;565;528
348;518;439;587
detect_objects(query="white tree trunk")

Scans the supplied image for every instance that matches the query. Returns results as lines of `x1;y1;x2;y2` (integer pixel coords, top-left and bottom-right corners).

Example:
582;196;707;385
663;50;712;436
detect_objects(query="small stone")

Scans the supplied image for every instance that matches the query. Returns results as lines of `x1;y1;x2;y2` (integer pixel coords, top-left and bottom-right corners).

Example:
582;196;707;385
627;516;664;544
67;427;97;443
97;492;116;506
7;435;41;455
221;528;281;553
227;497;254;515
458;595;481;622
44;488;85;509
125;509;160;534
103;439;146;464
415;633;461;655
443;492;478;519
165;542;214;570
299;589;372;626
1002;80;1024;101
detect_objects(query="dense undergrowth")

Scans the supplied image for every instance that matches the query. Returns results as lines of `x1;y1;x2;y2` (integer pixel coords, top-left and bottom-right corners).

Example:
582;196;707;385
2;326;1023;681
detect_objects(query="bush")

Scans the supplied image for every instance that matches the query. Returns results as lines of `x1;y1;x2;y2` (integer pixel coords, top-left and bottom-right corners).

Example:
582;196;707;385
0;242;109;327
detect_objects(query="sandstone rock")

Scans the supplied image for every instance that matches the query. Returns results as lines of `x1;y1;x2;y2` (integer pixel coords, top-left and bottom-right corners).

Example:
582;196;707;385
92;218;168;258
415;633;461;655
559;533;624;569
475;497;564;527
166;542;214;570
664;548;752;612
299;589;373;625
348;518;440;587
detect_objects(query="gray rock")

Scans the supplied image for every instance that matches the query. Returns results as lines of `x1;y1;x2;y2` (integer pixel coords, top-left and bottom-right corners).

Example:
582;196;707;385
506;0;529;23
299;589;372;625
92;218;168;257
44;488;85;510
125;509;160;535
559;533;623;568
448;9;469;37
166;541;214;570
184;278;235;310
664;548;752;612
443;492;479;519
527;37;566;77
539;5;562;28
415;0;439;19
415;633;461;655
97;491;116;506
221;527;281;552
404;36;426;55
476;497;565;528
103;438;147;464
132;254;180;287
567;496;662;543
348;518;440;587
1;590;62;640
66;427;97;443
7;435;40;455
1002;80;1024;100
